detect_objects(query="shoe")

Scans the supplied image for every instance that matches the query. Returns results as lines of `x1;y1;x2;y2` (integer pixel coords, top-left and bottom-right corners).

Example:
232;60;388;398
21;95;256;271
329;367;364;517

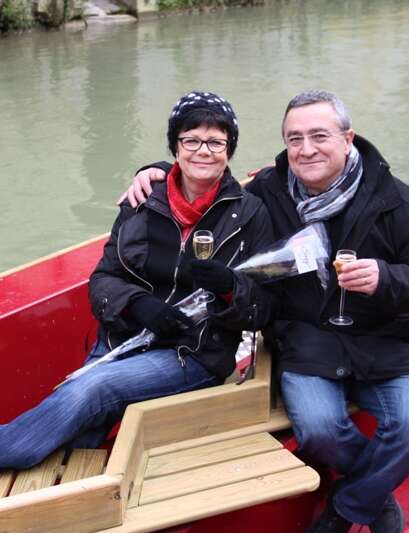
307;496;352;532
369;494;405;533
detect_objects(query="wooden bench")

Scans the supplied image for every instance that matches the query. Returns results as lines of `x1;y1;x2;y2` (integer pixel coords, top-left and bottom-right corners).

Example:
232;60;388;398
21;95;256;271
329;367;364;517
0;338;320;532
0;449;108;498
0;448;118;531
97;336;320;533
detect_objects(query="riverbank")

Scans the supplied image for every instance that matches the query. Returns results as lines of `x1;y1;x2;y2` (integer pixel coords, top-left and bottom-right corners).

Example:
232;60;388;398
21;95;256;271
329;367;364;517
0;0;261;35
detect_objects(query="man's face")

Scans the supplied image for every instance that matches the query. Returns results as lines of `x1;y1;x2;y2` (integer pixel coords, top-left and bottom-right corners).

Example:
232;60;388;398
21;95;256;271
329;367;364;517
283;102;355;195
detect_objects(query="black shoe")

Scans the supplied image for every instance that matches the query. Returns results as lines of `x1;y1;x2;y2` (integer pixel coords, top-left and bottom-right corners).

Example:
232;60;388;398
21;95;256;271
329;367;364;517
307;496;352;533
369;494;405;533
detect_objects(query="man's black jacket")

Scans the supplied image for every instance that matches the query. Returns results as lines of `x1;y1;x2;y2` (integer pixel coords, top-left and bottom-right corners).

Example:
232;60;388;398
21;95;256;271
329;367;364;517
247;135;409;381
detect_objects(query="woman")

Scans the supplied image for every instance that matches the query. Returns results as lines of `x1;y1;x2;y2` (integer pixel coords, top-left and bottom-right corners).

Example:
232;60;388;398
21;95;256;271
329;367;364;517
0;91;274;469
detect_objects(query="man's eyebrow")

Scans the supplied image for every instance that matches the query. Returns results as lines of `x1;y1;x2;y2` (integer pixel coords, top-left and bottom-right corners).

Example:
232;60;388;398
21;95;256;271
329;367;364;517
285;127;332;137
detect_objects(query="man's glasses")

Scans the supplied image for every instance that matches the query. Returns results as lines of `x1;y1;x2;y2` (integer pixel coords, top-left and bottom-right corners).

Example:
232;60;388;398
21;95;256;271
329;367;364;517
285;130;347;149
178;137;229;153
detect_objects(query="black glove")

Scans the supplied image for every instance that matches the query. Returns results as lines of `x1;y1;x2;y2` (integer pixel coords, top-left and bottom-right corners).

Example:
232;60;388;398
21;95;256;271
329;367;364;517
190;259;234;294
176;255;194;289
129;295;194;338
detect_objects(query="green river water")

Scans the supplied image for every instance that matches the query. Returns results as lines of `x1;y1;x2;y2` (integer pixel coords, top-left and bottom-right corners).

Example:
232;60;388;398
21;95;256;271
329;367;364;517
1;0;409;271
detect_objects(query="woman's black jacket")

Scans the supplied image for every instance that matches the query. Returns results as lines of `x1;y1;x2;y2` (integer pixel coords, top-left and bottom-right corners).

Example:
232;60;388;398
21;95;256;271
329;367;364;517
89;170;276;379
246;135;409;381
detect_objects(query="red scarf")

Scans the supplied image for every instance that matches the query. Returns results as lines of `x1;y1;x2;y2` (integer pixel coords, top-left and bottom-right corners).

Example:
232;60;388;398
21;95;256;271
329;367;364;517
167;162;221;241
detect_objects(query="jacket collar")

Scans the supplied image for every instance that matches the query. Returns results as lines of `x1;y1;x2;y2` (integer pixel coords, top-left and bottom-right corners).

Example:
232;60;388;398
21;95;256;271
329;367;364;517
144;166;243;218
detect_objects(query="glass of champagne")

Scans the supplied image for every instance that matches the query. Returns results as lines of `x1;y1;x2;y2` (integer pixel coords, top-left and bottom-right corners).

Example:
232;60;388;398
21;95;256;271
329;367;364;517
329;249;357;326
193;230;214;260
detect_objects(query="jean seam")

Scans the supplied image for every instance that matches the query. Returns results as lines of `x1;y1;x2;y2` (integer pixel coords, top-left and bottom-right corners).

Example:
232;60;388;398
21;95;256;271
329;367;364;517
371;382;391;429
79;374;218;430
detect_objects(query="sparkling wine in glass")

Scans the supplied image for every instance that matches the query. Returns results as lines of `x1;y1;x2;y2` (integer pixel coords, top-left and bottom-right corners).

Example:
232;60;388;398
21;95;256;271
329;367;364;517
329;249;357;326
193;230;214;260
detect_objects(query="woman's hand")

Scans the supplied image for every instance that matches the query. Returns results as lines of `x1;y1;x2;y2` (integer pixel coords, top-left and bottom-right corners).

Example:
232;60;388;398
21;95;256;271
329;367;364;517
117;168;167;208
129;295;193;337
336;259;380;295
190;259;234;294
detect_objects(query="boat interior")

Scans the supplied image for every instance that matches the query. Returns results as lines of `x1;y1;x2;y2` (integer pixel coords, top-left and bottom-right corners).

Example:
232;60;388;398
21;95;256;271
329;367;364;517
0;237;407;533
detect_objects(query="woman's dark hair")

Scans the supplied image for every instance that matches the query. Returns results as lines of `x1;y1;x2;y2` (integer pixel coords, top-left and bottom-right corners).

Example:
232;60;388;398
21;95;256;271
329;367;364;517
167;91;239;159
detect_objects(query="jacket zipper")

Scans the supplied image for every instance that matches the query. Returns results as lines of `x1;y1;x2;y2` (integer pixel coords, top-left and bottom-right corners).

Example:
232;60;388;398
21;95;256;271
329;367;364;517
164;221;184;304
164;195;245;367
176;322;207;368
155;193;244;305
115;193;244;368
225;239;244;266
117;224;154;293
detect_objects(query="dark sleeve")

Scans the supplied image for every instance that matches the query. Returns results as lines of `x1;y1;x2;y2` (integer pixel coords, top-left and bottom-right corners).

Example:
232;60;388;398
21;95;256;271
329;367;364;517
134;161;172;176
371;203;409;313
88;202;151;331
212;200;282;332
244;166;275;197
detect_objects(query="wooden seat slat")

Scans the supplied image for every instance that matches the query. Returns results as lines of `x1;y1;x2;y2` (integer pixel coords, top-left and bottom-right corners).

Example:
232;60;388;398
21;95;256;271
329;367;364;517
9;450;65;496
102;466;320;533
0;471;14;498
140;445;303;505
60;449;108;484
145;432;281;479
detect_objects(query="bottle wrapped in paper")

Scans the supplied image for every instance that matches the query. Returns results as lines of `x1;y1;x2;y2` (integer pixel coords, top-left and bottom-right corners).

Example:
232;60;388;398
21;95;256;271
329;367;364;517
235;223;329;282
56;289;215;387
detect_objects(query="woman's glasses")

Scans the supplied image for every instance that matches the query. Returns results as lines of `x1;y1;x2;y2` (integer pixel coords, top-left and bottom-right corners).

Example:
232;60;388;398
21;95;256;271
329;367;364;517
178;137;229;153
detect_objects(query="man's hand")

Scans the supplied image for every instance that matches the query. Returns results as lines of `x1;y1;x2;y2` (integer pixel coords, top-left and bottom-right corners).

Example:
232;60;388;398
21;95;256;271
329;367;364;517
336;259;380;295
247;168;262;178
117;168;166;208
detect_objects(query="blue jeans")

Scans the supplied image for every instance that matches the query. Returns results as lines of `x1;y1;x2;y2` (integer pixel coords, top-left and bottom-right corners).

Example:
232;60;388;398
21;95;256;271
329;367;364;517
0;341;221;469
281;371;409;524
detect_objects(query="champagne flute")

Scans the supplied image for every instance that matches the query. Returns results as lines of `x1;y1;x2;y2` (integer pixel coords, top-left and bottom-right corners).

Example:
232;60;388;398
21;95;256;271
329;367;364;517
193;230;214;260
329;249;357;326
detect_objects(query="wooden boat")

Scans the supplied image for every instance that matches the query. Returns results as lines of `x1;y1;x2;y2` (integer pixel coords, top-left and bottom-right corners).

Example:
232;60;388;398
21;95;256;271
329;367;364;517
0;237;408;533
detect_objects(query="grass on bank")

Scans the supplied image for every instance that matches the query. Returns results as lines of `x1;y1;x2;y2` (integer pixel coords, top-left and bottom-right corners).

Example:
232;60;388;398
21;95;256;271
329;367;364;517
0;0;34;32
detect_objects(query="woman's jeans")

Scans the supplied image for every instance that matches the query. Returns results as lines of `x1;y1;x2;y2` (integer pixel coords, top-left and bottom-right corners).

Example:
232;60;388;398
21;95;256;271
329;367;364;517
281;371;409;524
0;341;221;469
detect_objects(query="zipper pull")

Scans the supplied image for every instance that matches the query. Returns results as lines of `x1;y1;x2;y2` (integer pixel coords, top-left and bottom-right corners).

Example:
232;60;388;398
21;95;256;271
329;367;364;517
177;352;186;368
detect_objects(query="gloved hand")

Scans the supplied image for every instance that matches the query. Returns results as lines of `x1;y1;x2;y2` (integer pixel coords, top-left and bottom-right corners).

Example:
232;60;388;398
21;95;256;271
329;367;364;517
129;295;194;338
176;255;194;289
190;259;234;294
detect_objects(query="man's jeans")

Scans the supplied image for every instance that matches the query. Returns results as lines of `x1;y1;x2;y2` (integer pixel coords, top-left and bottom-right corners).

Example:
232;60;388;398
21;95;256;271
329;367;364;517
0;341;221;469
281;371;409;524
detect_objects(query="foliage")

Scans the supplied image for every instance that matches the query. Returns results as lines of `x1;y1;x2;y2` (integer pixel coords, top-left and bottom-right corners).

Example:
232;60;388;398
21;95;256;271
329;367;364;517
157;0;224;11
0;0;34;32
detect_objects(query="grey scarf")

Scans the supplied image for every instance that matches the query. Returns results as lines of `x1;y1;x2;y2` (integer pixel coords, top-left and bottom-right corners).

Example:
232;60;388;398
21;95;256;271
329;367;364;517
288;144;363;287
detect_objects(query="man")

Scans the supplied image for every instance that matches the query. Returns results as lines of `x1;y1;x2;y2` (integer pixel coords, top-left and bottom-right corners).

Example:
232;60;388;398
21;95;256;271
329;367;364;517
123;90;409;533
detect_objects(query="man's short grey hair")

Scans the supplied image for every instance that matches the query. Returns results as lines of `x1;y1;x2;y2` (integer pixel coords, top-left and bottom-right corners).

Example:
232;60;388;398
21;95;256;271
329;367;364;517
281;90;352;136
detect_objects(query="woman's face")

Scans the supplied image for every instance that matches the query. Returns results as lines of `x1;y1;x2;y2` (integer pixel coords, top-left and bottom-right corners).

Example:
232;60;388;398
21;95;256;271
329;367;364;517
176;125;229;186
